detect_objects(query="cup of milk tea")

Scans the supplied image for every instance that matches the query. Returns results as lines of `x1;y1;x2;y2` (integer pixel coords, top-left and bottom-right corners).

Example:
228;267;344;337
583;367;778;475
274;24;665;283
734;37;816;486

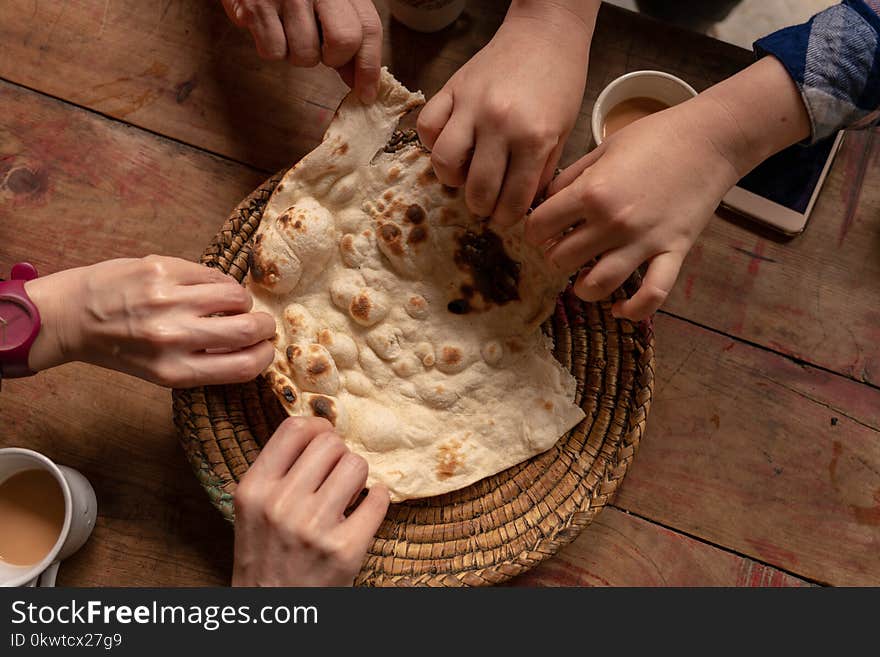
0;448;97;587
591;70;698;147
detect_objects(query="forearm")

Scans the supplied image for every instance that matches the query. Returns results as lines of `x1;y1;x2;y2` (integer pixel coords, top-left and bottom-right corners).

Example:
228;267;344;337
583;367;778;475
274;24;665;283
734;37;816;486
688;55;811;179
505;0;601;44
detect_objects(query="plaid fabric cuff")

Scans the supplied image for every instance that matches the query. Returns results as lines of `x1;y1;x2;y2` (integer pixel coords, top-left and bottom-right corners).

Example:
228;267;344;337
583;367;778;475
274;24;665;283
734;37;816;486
754;0;880;142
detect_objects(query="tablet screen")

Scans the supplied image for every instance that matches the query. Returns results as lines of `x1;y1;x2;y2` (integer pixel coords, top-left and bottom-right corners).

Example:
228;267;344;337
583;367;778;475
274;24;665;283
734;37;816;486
736;135;838;215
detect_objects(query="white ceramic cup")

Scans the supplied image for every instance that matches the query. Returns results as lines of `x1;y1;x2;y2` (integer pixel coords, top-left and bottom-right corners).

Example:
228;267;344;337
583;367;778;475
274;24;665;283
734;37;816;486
388;0;466;32
591;70;698;147
0;448;97;587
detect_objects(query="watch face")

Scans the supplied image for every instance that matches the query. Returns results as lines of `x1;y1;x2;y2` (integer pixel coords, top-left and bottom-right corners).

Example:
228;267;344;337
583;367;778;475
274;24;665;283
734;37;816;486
0;298;34;350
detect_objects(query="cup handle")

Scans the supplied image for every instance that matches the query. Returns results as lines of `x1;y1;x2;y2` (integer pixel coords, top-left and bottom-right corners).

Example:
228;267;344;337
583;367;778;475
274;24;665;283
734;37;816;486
38;561;60;587
26;576;38;587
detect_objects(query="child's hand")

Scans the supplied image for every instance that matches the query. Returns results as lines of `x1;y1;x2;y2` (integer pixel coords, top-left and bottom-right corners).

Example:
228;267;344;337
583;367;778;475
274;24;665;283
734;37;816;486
417;1;597;226
232;417;390;587
525;101;741;322
221;0;382;103
25;255;275;387
525;55;812;323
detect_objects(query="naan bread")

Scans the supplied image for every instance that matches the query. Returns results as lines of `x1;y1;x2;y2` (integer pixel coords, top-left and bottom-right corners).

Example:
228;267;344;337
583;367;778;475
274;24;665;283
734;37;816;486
246;69;585;501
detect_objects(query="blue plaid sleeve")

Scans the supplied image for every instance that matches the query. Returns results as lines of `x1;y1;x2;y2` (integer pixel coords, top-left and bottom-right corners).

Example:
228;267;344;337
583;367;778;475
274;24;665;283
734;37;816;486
753;0;880;142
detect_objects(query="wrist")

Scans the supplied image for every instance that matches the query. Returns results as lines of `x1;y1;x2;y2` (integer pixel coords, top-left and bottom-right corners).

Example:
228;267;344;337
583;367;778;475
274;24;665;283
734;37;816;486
694;56;811;178
505;0;599;43
24;269;85;371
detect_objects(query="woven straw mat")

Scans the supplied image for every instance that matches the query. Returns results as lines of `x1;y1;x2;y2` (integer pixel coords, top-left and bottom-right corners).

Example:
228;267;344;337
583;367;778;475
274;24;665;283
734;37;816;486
172;170;656;587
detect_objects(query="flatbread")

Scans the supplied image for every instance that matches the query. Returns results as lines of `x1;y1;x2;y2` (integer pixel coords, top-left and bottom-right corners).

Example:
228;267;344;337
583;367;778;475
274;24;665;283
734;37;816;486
246;69;585;501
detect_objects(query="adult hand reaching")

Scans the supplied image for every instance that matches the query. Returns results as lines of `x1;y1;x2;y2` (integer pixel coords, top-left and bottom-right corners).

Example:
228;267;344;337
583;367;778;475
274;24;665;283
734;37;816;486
231;417;390;586
25;255;275;387
221;0;383;102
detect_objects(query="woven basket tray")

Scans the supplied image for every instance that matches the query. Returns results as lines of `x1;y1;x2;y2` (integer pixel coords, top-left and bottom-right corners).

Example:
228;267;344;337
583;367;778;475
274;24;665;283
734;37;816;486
172;171;655;587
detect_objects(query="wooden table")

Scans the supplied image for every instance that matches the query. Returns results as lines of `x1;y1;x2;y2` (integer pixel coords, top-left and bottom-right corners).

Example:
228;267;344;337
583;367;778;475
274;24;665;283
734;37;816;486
1;1;878;587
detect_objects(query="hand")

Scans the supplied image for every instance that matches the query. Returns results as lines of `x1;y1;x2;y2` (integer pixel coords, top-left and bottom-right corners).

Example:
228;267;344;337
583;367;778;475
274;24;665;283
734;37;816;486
417;1;598;226
232;417;390;587
25;255;275;387
222;0;383;102
525;57;811;322
525;103;739;321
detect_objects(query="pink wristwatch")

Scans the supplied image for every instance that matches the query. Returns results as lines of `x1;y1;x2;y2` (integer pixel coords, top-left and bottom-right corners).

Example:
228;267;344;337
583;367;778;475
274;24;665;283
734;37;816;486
0;262;41;380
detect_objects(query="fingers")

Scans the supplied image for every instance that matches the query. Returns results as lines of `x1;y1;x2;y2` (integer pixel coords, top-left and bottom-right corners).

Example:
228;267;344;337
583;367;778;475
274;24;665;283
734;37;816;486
180;339;274;386
246;2;289;60
465;135;508;218
316;451;369;516
573;247;643;304
173;282;254;316
544;222;618;275
524;182;589;246
537;139;567;198
247;417;334;481
612;251;682;320
429;113;474;187
142;256;232;286
188;312;276;351
283;431;348;494
547;145;605;197
348;0;382;103
281;0;320;66
343;484;390;553
315;0;362;69
417;90;453;150
492;146;547;228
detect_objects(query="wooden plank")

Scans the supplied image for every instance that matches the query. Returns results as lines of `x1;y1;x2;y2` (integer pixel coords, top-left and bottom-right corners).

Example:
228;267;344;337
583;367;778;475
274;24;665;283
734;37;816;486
666;128;880;387
0;1;746;173
0;79;263;271
613;313;880;586
513;508;811;587
0;79;264;585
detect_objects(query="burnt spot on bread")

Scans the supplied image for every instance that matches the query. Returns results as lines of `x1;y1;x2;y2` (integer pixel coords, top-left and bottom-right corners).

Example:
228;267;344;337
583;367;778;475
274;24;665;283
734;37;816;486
310;395;336;424
386;166;401;183
407;224;428;245
442;185;458;197
384;129;419;153
418;166;437;186
543;400;554;411
247;249;277;286
340;234;355;254
506;338;525;354
276;183;285;192
286;345;295;361
449;228;521;314
383;190;394;201
350;293;371;322
293;220;303;230
436;439;463;481
404;204;426;224
441;346;462;367
332;141;349;156
378;222;404;255
307;357;329;376
379;223;401;241
447;299;470;314
282;386;297;404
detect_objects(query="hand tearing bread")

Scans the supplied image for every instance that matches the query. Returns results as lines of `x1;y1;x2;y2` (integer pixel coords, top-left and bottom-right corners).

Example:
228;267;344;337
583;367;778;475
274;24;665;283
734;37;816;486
246;69;585;501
